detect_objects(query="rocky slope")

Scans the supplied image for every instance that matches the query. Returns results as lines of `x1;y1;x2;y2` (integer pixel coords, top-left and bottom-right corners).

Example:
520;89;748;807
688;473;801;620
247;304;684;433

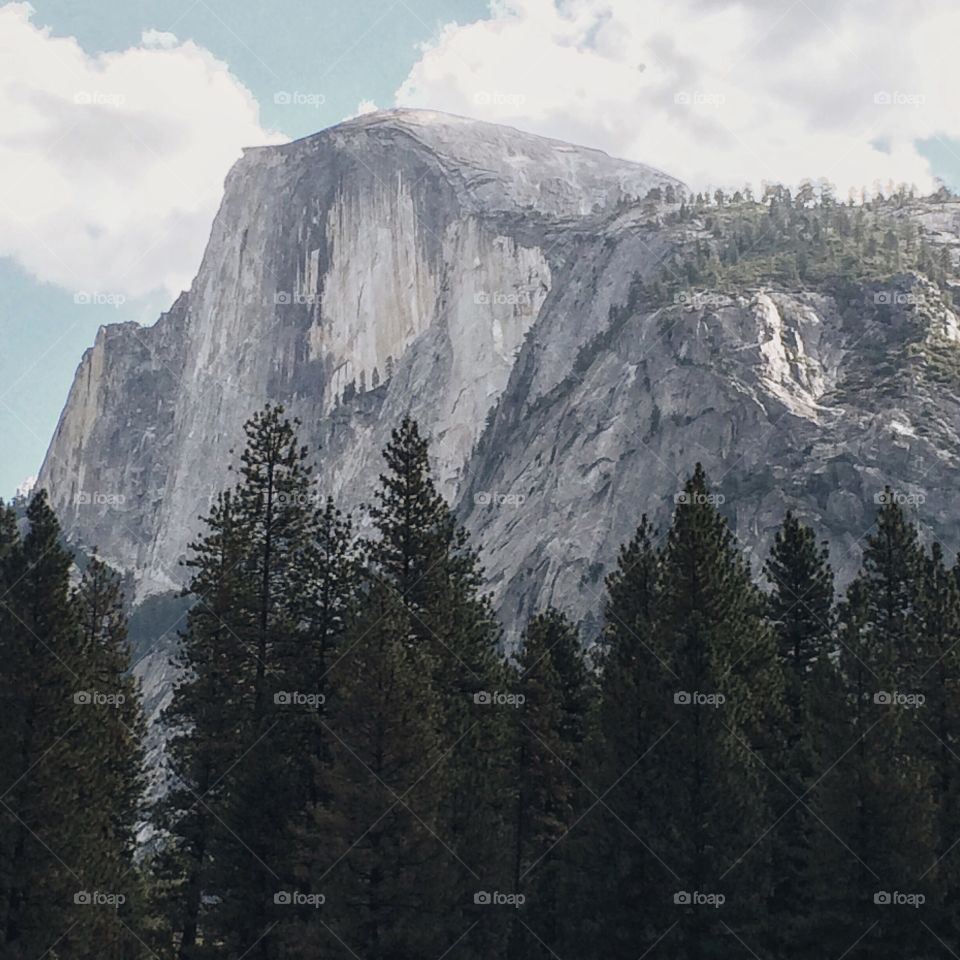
37;108;960;731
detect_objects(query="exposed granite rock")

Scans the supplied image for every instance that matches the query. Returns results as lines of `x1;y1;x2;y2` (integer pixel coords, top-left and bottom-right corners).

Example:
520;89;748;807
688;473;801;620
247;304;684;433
36;109;960;746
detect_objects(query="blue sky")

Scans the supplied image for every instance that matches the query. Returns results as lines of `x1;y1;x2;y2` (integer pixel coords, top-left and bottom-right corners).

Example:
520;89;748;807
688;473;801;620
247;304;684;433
2;0;960;498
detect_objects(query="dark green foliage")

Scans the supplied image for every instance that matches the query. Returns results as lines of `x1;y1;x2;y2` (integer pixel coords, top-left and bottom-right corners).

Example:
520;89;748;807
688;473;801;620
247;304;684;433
9;417;960;960
918;544;960;946
289;585;450;960
646;466;781;957
647;188;959;308
506;609;592;959
810;494;935;958
763;513;835;956
576;518;664;958
583;470;782;959
366;417;510;957
157;405;324;959
0;496;147;959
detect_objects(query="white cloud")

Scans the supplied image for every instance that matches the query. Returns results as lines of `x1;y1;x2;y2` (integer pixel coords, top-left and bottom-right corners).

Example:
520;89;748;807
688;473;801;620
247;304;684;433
396;0;960;195
343;99;379;121
15;474;36;499
140;29;179;50
0;3;285;299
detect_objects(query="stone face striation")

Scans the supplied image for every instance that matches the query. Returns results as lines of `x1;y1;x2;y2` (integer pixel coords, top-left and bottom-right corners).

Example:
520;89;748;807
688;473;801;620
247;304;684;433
38;108;960;731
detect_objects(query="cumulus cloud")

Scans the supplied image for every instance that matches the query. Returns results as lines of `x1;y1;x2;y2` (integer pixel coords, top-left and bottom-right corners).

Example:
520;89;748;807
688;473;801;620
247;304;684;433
0;3;285;299
343;99;379;121
396;0;958;195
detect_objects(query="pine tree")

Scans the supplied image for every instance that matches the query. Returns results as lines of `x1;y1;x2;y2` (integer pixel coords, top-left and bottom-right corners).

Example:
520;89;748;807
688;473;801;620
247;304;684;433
276;497;360;952
763;512;834;956
650;466;780;956
366;418;510;956
68;554;148;959
916;543;960;950
295;583;451;960
0;493;82;959
507;609;591;960
213;405;323;959
576;517;664;960
158;405;325;959
154;490;252;959
0;494;148;959
158;405;357;958
812;494;934;958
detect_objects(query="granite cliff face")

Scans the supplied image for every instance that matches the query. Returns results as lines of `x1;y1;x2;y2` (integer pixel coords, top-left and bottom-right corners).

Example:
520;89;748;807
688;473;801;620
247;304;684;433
39;108;678;600
37;109;960;728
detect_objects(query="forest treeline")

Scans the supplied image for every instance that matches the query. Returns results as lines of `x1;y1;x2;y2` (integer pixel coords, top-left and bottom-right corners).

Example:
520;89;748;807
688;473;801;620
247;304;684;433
1;405;959;959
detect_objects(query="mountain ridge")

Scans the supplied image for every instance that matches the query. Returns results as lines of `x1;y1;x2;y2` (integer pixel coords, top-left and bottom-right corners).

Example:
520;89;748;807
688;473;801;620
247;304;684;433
34;110;960;730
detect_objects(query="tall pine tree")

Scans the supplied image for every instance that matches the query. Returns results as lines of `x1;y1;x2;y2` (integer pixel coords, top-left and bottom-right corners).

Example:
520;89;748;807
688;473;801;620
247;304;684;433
296;583;451;960
366;418;511;956
507;608;591;960
812;493;933;958
763;512;835;957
